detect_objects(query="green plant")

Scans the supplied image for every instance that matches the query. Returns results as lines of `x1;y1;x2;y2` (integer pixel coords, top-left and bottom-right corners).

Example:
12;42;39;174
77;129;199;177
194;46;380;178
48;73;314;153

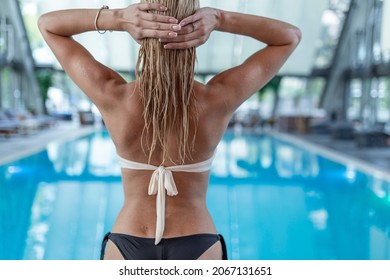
257;76;282;101
35;69;53;114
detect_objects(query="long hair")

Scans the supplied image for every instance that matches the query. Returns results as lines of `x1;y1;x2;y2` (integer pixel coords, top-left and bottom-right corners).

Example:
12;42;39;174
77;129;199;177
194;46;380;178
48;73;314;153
136;0;200;164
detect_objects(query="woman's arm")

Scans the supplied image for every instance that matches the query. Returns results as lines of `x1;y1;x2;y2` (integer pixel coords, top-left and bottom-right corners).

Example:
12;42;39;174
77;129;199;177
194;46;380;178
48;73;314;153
38;3;181;109
162;8;301;113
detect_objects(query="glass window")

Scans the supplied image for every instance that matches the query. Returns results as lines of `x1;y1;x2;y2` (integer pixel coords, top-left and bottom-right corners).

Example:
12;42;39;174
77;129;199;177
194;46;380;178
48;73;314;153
277;77;326;117
381;0;390;62
0;67;12;108
377;77;390;123
314;0;352;69
347;78;363;121
277;77;308;116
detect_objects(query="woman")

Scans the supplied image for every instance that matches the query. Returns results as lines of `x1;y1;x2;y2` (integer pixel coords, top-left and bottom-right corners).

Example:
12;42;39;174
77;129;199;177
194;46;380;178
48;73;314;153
38;0;301;260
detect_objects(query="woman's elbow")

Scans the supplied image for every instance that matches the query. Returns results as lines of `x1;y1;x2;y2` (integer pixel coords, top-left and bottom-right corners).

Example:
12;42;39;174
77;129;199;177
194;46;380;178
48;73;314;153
290;26;302;47
37;13;50;33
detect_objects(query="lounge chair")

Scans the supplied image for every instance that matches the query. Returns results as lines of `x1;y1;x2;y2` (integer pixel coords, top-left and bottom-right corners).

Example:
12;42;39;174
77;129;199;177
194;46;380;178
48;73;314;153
78;111;95;125
0;110;19;136
355;123;390;148
330;121;356;140
2;109;56;132
0;123;18;136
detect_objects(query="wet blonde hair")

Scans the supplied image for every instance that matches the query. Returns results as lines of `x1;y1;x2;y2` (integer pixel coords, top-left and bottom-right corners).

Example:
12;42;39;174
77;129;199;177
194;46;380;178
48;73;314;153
136;0;200;164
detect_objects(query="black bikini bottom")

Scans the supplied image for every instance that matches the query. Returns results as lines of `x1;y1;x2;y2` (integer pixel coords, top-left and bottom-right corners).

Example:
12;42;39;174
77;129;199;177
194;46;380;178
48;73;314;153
100;232;228;260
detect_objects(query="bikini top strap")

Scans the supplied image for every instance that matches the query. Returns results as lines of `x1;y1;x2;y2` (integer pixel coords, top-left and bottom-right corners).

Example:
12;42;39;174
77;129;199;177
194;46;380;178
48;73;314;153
117;154;214;173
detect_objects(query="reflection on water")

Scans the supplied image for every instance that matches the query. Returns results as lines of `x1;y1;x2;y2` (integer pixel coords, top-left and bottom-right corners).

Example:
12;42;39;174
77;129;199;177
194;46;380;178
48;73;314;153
213;132;321;181
0;130;123;260
46;131;120;177
210;131;390;260
0;130;389;260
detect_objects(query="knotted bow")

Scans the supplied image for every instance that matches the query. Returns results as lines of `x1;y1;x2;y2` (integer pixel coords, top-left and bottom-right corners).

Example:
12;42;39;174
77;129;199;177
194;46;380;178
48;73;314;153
148;166;178;244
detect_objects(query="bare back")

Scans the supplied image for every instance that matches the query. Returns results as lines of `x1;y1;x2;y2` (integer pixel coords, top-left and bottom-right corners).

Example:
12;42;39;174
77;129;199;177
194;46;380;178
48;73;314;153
101;80;230;238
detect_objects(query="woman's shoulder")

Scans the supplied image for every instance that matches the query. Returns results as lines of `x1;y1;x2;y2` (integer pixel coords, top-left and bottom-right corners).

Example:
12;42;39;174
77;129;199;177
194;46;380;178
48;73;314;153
193;80;229;113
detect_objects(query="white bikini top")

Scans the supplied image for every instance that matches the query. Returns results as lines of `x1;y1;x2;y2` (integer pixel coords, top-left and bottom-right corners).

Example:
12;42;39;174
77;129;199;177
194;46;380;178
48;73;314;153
117;154;214;244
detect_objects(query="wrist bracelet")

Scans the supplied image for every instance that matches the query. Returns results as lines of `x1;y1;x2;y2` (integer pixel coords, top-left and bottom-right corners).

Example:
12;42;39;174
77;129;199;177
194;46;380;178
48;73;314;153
94;5;111;34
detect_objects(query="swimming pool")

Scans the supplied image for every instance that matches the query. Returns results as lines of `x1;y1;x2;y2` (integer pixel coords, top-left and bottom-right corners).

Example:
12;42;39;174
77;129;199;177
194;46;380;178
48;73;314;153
1;130;389;260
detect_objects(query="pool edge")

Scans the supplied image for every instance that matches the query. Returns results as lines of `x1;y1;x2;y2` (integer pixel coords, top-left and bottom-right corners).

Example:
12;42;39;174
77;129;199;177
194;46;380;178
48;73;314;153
269;130;390;182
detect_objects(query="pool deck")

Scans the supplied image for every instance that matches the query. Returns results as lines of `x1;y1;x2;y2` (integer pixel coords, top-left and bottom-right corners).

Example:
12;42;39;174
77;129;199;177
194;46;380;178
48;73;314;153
292;132;390;172
270;130;390;181
0;121;100;165
1;123;389;179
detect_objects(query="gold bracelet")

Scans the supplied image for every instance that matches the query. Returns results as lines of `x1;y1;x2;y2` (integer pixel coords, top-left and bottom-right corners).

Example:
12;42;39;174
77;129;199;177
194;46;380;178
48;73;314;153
94;5;110;34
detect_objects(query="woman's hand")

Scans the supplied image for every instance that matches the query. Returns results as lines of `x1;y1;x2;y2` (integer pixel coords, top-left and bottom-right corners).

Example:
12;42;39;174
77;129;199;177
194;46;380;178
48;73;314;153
160;7;220;49
119;3;183;44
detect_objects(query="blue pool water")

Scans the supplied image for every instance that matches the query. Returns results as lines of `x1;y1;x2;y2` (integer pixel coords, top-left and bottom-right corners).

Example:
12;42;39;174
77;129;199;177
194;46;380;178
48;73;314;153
0;130;389;260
